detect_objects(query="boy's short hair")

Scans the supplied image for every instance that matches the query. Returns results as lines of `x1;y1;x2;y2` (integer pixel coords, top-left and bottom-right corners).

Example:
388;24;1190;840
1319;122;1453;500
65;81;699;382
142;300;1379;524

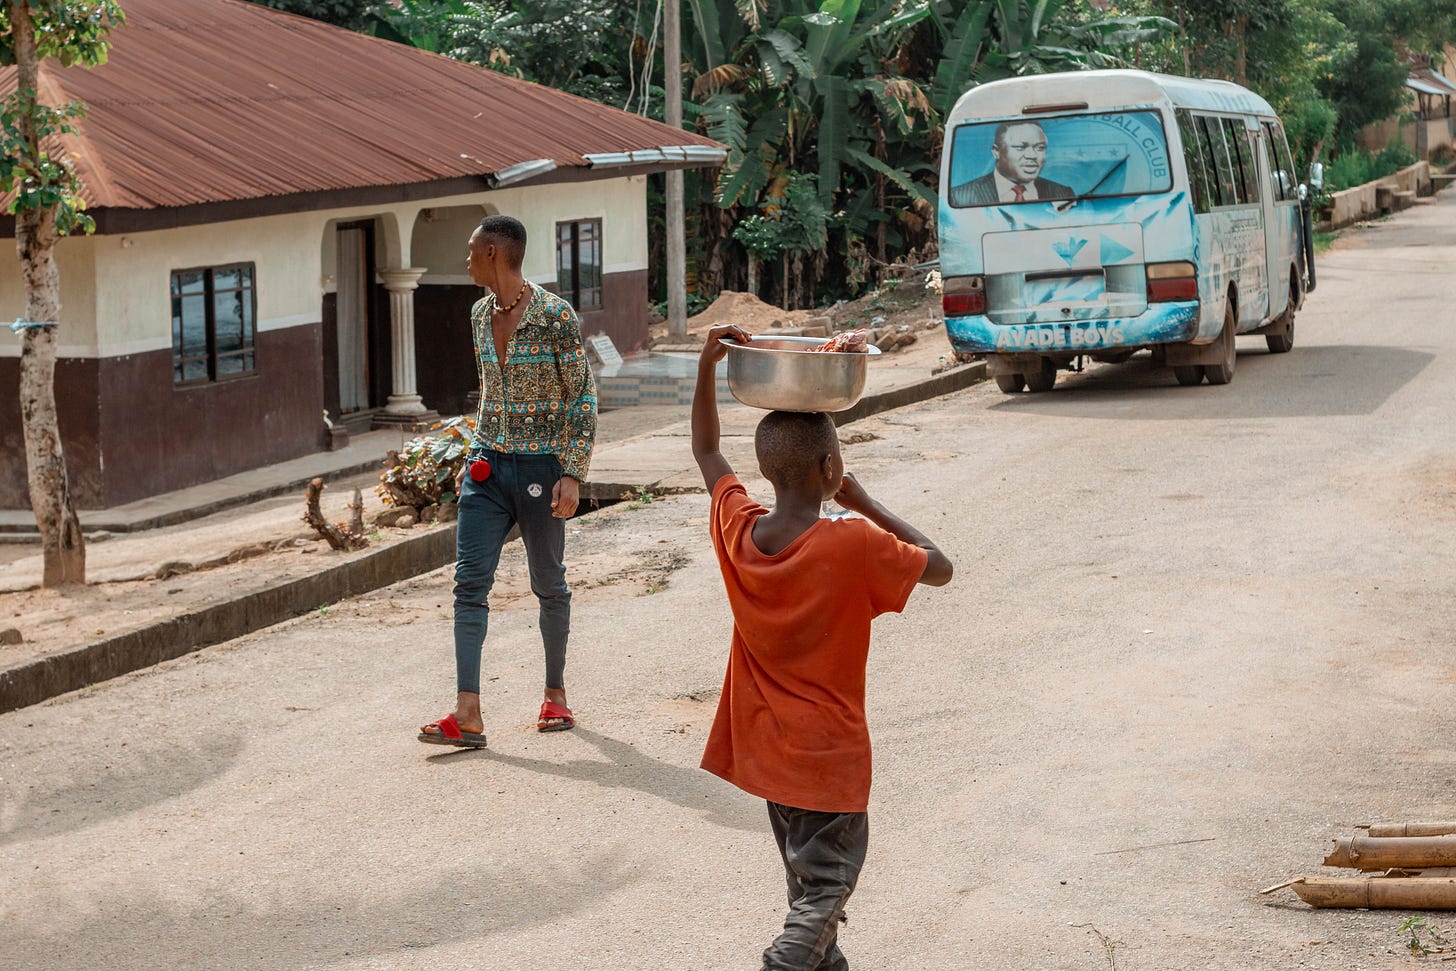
755;411;837;484
477;214;527;268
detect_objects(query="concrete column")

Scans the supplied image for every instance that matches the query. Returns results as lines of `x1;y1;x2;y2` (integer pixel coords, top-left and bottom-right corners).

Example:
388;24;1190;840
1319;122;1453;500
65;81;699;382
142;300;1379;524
377;267;437;426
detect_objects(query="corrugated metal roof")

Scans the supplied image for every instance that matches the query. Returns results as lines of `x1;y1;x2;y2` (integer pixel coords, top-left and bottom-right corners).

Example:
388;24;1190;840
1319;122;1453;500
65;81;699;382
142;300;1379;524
1408;70;1456;98
0;0;723;211
1407;76;1448;97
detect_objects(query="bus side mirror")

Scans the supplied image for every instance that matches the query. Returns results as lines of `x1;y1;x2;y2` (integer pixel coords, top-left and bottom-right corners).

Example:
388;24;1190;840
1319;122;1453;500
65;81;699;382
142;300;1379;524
1298;184;1308;201
1308;162;1324;190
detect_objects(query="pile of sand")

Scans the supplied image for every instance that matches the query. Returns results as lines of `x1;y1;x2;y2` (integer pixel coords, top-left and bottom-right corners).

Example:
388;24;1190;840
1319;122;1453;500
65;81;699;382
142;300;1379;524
651;291;824;344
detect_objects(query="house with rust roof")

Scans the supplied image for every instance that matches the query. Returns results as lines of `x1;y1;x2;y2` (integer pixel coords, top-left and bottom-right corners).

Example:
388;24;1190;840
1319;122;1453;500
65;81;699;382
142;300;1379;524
0;0;724;510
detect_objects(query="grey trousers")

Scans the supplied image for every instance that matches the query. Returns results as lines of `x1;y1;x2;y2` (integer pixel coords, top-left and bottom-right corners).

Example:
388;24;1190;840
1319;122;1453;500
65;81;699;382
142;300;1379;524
762;802;869;971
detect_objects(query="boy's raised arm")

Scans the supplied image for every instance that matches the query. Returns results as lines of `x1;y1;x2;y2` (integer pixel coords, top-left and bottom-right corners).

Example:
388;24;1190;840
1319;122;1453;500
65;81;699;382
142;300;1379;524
691;324;752;491
834;472;954;586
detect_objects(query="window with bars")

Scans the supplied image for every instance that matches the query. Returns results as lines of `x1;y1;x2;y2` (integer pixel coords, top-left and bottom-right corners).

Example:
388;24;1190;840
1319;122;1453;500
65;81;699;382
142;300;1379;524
171;264;257;385
555;219;602;311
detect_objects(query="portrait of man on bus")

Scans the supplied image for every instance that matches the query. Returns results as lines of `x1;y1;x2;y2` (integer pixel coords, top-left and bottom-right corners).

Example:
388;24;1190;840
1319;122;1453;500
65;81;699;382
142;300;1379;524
949;121;1075;206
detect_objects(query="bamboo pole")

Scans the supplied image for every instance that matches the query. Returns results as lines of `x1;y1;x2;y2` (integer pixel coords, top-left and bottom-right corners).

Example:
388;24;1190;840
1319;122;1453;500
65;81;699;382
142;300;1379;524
1325;835;1456;870
1291;876;1456;910
1367;823;1456;838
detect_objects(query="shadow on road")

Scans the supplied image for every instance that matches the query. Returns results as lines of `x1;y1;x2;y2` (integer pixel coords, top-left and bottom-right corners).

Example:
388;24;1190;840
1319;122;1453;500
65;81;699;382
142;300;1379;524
0;733;246;849
428;727;761;834
3;844;641;970
987;344;1435;420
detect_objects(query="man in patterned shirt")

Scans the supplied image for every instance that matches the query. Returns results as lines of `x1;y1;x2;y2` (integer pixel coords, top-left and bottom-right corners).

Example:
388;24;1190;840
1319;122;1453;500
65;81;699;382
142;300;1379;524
420;214;597;747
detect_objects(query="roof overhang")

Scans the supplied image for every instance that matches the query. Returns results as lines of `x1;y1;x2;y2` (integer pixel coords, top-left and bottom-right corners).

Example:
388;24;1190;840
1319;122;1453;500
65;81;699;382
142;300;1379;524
585;145;728;169
0;154;727;237
1407;72;1456;97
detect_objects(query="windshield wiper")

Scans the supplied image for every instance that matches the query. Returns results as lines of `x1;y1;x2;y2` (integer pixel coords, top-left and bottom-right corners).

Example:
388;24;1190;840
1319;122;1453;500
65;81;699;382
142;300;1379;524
1056;154;1130;213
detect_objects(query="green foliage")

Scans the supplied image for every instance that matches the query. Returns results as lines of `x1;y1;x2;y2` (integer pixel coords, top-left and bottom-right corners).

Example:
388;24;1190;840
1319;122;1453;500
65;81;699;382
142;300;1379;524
1324;138;1417;191
1316;0;1410;138
1399;915;1453;957
1375;138;1418;172
1323;148;1373;190
0;0;125;67
377;416;476;508
1280;94;1339;172
0;1;124;237
732;172;829;262
438;0;639;105
0;94;93;232
970;0;1174;84
366;0;470;52
246;0;376;31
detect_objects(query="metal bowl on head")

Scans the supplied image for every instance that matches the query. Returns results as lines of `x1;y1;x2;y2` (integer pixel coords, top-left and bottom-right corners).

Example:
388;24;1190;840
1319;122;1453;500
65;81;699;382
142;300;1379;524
720;335;880;413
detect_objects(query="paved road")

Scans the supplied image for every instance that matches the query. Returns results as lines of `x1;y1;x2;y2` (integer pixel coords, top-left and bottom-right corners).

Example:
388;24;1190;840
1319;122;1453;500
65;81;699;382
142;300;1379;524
4;197;1455;970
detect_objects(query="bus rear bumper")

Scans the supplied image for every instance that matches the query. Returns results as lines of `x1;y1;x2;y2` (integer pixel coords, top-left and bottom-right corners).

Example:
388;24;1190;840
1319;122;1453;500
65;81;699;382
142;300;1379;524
946;302;1200;356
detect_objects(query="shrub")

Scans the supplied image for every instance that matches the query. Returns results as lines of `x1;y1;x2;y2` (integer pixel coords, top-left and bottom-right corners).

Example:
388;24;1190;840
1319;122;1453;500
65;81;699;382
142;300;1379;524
377;416;475;509
1374;139;1417;174
1325;149;1374;191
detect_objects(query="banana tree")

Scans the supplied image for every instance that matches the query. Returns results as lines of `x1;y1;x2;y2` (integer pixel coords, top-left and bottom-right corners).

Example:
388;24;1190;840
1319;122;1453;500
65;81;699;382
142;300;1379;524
688;0;940;303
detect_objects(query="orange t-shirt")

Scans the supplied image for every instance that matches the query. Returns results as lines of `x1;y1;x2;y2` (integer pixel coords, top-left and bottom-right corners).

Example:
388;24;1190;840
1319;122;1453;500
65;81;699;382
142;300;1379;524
700;474;929;813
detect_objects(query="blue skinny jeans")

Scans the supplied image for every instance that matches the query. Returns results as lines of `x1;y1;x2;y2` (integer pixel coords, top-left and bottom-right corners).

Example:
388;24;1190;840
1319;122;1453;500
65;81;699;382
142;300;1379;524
452;448;571;694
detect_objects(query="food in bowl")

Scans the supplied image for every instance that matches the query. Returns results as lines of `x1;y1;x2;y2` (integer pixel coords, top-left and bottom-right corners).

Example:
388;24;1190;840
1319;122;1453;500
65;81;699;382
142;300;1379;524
811;329;870;353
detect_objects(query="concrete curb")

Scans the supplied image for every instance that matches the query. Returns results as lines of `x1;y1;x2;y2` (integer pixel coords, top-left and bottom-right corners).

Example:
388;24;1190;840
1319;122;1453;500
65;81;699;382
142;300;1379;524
832;360;986;426
0;457;386;536
583;361;988;502
0;360;986;712
0;524;457;714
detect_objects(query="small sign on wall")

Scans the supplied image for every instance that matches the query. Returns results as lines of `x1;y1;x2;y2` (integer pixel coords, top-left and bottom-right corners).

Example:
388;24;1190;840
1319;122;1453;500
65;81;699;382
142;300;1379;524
587;333;623;369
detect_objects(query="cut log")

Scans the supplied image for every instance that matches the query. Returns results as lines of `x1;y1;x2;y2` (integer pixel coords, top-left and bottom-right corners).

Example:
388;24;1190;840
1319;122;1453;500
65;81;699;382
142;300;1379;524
1367;823;1456;838
1325;835;1456;870
303;477;368;551
1291;876;1456;910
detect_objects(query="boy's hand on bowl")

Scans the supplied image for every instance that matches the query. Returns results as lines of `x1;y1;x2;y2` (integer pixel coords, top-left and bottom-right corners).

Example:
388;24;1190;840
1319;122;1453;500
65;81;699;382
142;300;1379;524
700;324;752;365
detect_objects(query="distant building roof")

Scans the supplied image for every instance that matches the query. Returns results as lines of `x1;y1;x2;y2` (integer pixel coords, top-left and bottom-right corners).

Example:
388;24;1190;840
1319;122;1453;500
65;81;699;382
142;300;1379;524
0;0;723;224
1407;70;1456;98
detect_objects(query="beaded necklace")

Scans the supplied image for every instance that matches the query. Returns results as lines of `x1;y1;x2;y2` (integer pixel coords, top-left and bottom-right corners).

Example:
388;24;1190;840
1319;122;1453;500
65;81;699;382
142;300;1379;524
494;280;529;315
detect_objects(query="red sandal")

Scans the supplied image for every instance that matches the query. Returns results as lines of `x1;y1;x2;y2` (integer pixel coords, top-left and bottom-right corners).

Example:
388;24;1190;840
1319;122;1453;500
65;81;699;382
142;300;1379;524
537;701;575;733
418;713;488;748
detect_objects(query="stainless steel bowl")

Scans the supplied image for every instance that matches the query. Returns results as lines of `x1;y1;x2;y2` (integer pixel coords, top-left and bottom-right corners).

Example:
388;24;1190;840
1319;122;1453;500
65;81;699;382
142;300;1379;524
720;335;880;412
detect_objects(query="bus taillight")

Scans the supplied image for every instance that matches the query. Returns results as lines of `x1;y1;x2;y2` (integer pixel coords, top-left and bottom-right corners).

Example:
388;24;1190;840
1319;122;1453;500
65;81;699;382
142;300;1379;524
1146;262;1198;302
942;276;986;316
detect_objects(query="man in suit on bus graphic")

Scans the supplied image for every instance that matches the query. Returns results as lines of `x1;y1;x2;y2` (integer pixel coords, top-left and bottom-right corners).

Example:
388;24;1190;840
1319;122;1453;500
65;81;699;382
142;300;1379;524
950;120;1074;206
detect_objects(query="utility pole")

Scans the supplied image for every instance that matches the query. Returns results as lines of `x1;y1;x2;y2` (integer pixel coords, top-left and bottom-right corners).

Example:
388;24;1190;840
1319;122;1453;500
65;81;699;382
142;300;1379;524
665;0;687;339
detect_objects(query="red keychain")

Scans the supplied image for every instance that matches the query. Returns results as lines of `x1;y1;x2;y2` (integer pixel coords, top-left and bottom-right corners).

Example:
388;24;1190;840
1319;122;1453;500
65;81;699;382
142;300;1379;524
469;459;492;482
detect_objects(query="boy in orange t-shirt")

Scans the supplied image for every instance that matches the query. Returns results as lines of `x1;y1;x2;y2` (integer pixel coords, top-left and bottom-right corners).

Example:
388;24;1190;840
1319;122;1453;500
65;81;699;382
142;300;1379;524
691;324;953;970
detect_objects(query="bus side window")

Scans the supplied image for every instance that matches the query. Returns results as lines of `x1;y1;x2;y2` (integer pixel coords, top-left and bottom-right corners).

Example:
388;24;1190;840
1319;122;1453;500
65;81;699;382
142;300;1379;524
1261;122;1288;200
1203;116;1238;207
1178;110;1212;213
1271;121;1298;203
1224;118;1259;205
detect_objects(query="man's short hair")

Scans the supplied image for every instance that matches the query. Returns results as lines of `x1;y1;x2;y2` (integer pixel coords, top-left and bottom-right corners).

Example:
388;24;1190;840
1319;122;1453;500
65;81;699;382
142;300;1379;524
993;121;1044;151
755;411;837;485
477;214;527;269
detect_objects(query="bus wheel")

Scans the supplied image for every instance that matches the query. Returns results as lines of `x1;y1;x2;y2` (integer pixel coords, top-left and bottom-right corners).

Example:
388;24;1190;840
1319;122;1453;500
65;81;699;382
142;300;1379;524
1173;365;1204;386
1266;280;1297;354
1024;359;1057;392
994;373;1027;393
1203;303;1237;385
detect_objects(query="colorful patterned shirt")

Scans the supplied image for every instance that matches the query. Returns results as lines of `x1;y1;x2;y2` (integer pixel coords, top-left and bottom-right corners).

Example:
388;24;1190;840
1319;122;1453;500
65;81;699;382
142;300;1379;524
470;282;597;480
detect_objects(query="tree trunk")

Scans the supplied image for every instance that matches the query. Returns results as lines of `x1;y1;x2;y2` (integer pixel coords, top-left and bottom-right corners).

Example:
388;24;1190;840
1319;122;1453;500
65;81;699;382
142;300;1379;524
746;253;758;297
875;118;888;267
14;2;86;586
1231;15;1248;86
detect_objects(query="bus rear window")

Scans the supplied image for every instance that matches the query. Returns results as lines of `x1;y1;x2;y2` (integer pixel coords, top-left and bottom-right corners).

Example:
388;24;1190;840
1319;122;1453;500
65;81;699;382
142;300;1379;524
947;110;1172;208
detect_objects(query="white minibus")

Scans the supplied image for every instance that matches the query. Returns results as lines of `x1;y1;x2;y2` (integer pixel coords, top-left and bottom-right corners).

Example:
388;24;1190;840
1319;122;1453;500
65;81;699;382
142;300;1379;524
938;69;1316;391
